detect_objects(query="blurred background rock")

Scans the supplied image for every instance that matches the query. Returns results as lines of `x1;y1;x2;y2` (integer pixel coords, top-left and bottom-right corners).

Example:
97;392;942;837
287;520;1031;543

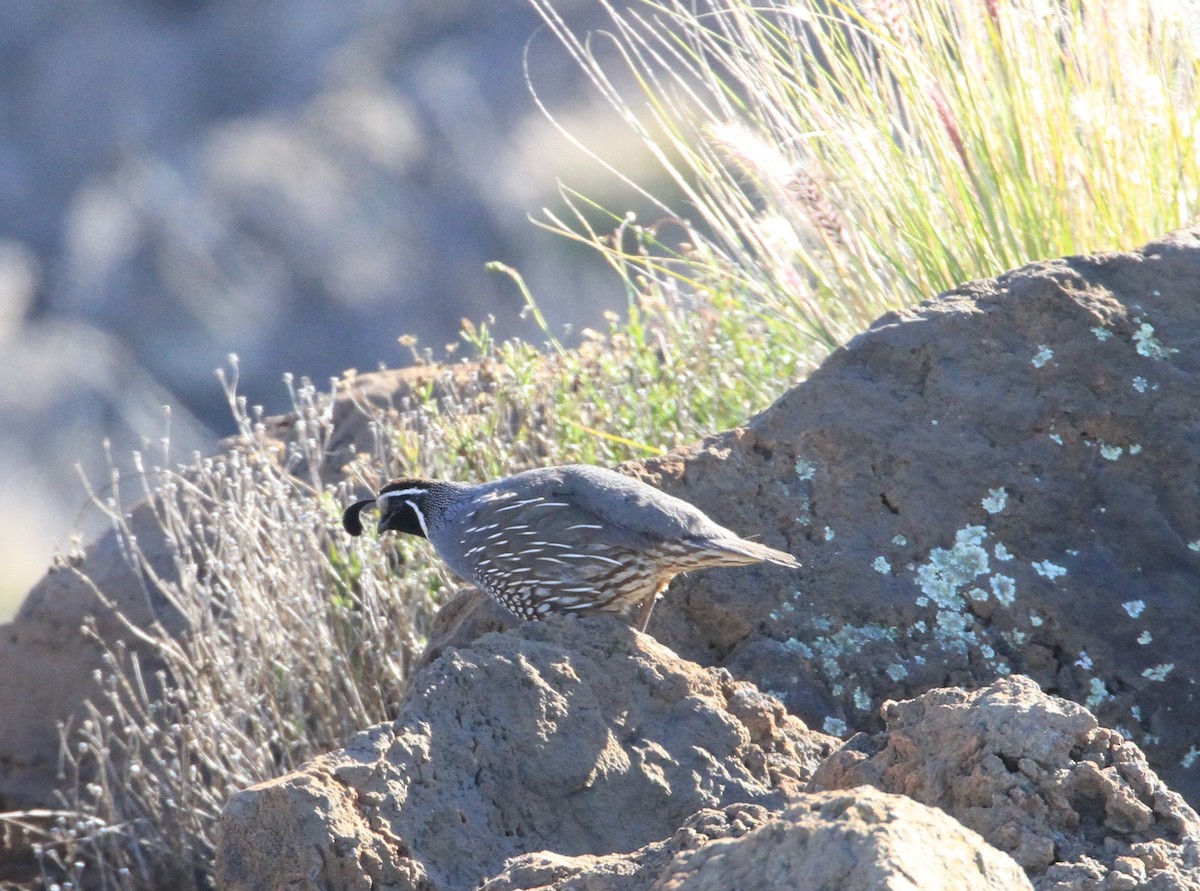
0;0;663;618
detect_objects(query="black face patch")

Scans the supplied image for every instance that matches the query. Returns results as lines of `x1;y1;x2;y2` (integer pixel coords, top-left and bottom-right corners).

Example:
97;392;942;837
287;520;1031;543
376;494;429;539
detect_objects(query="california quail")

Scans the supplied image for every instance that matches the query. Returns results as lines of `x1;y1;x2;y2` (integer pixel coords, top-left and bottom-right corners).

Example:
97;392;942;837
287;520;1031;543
343;464;799;632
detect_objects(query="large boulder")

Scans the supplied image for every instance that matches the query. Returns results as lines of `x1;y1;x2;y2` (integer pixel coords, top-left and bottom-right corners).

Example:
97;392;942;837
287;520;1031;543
215;616;836;891
427;227;1200;804
625;228;1200;804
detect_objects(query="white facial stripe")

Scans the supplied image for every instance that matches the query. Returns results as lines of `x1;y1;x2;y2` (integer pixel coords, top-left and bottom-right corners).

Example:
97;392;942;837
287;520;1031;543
377;487;426;508
406;500;430;537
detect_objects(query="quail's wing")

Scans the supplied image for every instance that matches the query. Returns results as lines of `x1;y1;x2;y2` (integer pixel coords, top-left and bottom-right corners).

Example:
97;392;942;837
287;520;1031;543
451;487;654;613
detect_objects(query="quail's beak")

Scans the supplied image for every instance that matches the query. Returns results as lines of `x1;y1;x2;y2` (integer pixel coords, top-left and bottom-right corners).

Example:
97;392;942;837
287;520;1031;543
342;498;377;537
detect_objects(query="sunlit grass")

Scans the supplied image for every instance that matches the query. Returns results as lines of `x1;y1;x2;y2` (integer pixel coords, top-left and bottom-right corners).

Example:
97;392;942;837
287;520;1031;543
531;0;1199;349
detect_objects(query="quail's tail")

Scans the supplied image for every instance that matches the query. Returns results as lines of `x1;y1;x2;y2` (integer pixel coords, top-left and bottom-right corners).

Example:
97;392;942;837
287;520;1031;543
704;537;801;569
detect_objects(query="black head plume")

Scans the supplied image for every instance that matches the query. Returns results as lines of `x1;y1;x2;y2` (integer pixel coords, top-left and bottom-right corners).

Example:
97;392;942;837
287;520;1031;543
342;498;376;536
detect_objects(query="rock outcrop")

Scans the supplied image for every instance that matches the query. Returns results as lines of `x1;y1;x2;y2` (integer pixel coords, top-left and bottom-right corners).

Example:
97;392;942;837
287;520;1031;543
484;788;1034;891
217;652;1200;890
549;228;1200;802
215;616;836;890
813;676;1200;889
653;787;1033;891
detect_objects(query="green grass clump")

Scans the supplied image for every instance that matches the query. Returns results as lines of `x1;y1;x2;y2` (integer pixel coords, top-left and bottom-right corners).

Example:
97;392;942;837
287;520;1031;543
533;0;1199;344
7;0;1198;887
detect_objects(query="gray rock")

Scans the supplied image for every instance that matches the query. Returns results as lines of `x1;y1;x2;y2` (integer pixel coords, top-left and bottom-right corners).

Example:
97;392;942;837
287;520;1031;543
811;676;1200;889
635;228;1200;805
215;615;836;891
482;788;1033;891
480;804;775;891
656;787;1032;891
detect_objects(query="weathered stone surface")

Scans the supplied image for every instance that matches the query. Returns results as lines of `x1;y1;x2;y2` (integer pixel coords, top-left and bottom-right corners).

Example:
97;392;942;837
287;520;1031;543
215;616;835;891
811;676;1200;889
482;788;1032;891
479;804;774;891
656;786;1032;891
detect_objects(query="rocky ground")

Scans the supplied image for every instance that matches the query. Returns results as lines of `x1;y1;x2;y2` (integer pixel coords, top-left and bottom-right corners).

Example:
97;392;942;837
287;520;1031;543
3;228;1200;888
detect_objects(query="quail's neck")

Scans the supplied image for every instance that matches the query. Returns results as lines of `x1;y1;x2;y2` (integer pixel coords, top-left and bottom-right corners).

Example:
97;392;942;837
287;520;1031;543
419;480;473;527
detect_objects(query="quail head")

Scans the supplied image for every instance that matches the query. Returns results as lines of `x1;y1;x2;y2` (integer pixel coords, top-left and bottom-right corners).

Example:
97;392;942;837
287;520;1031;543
343;464;799;632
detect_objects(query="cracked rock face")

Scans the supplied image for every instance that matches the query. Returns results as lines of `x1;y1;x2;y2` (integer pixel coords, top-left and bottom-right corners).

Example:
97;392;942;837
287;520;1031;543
811;676;1200;889
215;616;836;891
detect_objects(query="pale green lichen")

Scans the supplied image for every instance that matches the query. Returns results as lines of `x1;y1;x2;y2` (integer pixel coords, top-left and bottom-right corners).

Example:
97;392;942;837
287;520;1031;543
885;663;908;681
823;527;835;541
768;598;799;621
1129;444;1143;455
853;688;871;710
1133;322;1178;359
1143;663;1175;682
823;716;848;736
914;525;990;649
1138;630;1153;645
789;623;902;704
1087;678;1113;709
873;556;891;574
794;457;817;481
1091;326;1112;341
981;488;1008;514
994;543;1013;562
1189;539;1200;553
1132;376;1148;393
783;636;813;658
1029;612;1043;627
1122;600;1146;618
990;575;1016;606
1099;443;1124;461
1182;746;1200;769
1033;560;1067;580
1031;345;1054;367
892;534;907;546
